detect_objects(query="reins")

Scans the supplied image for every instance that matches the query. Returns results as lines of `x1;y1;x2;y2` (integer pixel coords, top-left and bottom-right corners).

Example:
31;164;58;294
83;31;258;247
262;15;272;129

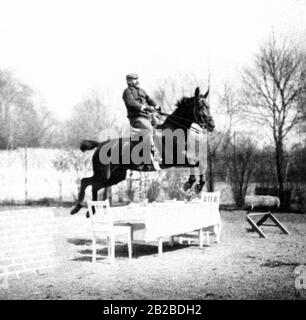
153;105;205;135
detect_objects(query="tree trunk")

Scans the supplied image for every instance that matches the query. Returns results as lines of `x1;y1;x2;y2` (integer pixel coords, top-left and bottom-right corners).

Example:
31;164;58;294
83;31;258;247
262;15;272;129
275;138;284;204
206;142;214;192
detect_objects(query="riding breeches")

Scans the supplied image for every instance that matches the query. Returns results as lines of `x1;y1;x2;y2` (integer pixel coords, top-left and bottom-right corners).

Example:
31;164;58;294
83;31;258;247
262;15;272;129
129;117;154;145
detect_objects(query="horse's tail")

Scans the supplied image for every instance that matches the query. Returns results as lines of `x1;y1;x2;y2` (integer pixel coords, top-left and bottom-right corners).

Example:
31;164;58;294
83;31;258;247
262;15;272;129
80;140;99;152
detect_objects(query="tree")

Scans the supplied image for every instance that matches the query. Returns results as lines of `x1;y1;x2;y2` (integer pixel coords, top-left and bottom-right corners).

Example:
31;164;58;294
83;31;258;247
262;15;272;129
0;69;55;149
253;145;278;188
65;91;118;147
287;142;306;212
52;149;92;201
146;179;161;202
219;83;242;132
224;135;258;207
207;82;241;191
206;131;226;192
241;35;306;204
153;74;205;113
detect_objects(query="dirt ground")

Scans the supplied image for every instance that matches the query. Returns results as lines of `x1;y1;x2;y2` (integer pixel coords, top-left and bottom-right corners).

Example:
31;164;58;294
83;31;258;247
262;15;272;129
1;208;305;300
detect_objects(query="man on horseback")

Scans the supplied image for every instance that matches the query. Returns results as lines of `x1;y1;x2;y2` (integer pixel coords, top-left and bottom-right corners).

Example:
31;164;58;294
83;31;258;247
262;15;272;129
122;73;162;169
71;85;215;215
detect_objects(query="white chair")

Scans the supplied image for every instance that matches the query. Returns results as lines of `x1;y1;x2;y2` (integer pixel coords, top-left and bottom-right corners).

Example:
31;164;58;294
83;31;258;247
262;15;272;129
201;192;221;244
87;200;132;262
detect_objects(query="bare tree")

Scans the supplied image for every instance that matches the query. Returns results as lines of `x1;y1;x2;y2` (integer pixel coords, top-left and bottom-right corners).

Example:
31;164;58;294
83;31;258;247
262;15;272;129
241;35;306;203
153;74;205;113
65;91;118;147
52;149;92;201
299;54;306;133
0;70;24;148
206;131;226;192
224;134;258;207
0;69;56;149
219;82;242;133
206;82;242;191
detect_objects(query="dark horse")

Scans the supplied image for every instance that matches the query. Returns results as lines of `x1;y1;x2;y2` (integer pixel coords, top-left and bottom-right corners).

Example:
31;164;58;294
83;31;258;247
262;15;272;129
71;87;215;215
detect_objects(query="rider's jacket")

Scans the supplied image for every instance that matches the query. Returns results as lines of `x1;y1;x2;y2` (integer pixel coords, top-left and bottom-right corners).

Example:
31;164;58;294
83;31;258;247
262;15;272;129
122;85;156;122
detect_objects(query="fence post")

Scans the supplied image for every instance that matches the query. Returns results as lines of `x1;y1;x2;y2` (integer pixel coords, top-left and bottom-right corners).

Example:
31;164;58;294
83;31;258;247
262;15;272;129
24;147;28;204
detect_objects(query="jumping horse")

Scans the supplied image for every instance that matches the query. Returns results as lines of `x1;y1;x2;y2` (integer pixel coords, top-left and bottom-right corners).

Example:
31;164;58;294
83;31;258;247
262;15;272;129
71;87;215;215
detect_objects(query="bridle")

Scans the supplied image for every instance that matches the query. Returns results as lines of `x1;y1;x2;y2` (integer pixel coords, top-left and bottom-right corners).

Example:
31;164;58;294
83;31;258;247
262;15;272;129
154;97;210;134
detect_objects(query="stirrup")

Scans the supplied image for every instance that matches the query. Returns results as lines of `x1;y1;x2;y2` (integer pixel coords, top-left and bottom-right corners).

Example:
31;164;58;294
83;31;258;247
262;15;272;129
151;146;162;161
150;152;161;170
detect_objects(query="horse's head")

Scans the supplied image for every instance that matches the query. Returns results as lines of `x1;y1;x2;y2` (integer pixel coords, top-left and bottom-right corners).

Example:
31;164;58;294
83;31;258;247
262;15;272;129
193;87;215;132
170;87;215;132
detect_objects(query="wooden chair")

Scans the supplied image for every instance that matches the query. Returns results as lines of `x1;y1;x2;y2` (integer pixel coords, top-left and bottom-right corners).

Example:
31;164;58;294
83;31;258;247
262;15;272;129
87;200;132;262
177;192;222;247
200;192;222;245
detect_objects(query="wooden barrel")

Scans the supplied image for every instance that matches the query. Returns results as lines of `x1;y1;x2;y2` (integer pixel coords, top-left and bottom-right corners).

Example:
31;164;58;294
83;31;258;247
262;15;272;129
244;195;280;209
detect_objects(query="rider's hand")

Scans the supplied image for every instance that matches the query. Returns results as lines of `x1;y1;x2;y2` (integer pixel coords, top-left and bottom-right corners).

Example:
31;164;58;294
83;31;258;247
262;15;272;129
155;105;161;112
144;106;156;113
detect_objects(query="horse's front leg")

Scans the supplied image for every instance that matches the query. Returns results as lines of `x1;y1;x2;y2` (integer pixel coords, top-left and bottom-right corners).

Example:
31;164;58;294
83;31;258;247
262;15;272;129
194;160;206;194
85;184;100;218
195;173;205;194
71;176;94;215
183;168;196;192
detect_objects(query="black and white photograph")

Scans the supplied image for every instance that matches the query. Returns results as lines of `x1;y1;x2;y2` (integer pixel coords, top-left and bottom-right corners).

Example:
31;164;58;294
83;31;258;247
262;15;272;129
0;0;305;307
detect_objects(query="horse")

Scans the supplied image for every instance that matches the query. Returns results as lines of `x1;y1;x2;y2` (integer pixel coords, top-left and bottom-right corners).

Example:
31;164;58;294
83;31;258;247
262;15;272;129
70;87;215;215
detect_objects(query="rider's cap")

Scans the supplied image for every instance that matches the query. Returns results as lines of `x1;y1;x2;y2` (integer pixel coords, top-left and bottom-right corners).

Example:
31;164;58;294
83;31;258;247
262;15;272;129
126;73;138;81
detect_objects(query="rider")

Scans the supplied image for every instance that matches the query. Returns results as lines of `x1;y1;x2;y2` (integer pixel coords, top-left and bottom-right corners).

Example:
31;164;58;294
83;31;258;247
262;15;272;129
122;73;162;168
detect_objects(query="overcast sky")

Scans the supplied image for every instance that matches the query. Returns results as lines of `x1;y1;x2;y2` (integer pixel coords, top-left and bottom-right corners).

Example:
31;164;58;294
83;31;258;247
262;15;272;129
1;0;306;121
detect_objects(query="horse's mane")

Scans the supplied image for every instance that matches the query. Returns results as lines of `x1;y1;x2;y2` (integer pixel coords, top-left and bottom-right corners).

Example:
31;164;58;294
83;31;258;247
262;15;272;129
160;95;194;129
175;96;193;109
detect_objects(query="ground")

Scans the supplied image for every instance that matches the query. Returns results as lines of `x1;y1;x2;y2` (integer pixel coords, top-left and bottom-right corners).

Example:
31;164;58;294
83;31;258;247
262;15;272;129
0;208;305;300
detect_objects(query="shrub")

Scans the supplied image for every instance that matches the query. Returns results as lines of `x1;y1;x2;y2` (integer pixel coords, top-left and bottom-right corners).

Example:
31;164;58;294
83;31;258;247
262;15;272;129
146;179;161;202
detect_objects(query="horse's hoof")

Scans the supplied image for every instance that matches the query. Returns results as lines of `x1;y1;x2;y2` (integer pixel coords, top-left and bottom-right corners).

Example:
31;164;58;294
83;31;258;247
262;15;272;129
194;184;203;194
194;181;205;194
70;203;83;215
183;181;191;192
86;211;90;219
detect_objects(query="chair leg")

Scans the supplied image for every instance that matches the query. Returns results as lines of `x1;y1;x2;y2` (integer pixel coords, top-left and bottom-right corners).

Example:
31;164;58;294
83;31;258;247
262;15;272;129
158;238;163;257
169;236;175;246
199;228;203;249
127;229;132;260
214;223;221;243
92;237;96;263
107;236;111;258
206;231;210;246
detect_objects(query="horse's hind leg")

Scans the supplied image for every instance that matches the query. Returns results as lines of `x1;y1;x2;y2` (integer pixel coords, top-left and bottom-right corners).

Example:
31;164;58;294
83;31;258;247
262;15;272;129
102;188;109;201
71;163;112;215
71;177;94;215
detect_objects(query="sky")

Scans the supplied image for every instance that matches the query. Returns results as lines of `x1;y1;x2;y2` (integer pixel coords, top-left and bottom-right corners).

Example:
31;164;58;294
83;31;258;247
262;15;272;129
0;0;306;121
